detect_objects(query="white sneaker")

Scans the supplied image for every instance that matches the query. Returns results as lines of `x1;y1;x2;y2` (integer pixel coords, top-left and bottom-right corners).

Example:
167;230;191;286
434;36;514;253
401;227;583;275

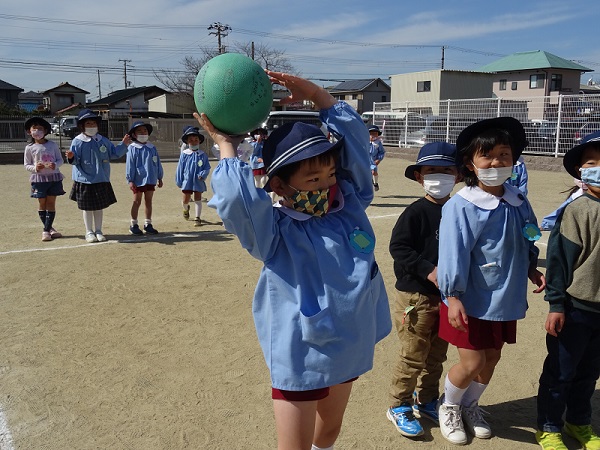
85;232;98;243
439;402;467;445
462;403;491;439
95;231;107;242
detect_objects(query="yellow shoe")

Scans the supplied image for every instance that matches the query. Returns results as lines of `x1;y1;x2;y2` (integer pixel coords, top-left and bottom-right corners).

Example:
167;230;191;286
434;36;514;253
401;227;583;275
564;422;600;450
535;430;567;450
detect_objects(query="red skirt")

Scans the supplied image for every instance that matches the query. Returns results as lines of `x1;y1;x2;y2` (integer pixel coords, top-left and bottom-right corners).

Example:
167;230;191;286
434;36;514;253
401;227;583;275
438;302;516;350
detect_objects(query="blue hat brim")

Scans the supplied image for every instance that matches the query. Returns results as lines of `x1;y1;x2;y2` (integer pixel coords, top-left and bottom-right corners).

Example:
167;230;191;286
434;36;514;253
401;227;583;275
563;131;600;179
128;122;153;137
264;136;344;192
404;159;457;180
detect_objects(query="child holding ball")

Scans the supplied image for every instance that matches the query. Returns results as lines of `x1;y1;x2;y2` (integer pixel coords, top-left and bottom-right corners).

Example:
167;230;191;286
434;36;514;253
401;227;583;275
195;71;391;450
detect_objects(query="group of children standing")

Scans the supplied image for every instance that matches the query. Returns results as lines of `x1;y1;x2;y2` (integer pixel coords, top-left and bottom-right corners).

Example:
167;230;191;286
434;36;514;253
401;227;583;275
23;72;600;450
24;110;212;241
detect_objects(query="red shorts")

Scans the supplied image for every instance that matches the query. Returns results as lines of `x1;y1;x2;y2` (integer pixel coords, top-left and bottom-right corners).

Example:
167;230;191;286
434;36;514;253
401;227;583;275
272;377;358;401
253;168;266;176
132;184;155;193
182;190;200;194
438;302;516;350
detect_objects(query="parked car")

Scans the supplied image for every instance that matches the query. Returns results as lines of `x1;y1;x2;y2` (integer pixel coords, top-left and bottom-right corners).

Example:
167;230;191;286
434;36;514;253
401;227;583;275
401;115;463;147
59;116;79;138
261;110;329;138
573;117;600;144
528;118;586;153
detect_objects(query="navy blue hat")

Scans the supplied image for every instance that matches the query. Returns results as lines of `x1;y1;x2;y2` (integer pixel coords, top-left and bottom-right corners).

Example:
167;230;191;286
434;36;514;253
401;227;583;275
181;126;205;144
404;142;458;180
456;117;528;163
128;121;153;136
563;130;600;179
368;125;382;135
24;117;51;135
262;121;343;192
77;108;101;124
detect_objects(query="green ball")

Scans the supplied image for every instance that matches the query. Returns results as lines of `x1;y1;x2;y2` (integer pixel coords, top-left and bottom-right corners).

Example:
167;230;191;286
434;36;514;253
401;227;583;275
194;53;273;135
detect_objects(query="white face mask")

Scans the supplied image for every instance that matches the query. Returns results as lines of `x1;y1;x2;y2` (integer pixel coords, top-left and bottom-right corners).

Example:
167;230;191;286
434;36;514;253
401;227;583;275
31;129;45;139
190;144;200;150
84;127;98;137
136;134;149;143
472;163;513;187
422;173;456;199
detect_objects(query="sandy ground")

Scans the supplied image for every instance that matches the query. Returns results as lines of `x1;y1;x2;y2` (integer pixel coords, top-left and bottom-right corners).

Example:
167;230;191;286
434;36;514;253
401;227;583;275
0;154;596;450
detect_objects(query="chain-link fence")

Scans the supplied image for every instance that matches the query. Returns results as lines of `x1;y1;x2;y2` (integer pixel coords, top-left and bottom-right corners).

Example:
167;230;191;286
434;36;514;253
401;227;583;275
371;93;600;156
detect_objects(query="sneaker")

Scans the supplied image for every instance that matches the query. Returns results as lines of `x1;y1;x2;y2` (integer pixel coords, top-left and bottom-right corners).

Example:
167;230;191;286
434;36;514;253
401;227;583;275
462;403;491;439
41;231;52;241
386;404;424;437
85;232;98;243
183;207;190;220
439;402;467;445
129;224;143;236
412;394;439;423
194;217;202;227
373;183;380;191
144;224;158;234
535;430;567;450
49;228;62;238
95;231;107;242
564;422;600;450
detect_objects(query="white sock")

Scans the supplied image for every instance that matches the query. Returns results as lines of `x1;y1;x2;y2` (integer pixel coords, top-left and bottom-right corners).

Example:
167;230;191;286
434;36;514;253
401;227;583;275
461;381;488;407
92;210;103;233
83;210;94;233
373;175;379;184
131;219;138;226
311;445;333;450
444;375;468;406
144;218;152;225
182;202;189;210
194;200;202;218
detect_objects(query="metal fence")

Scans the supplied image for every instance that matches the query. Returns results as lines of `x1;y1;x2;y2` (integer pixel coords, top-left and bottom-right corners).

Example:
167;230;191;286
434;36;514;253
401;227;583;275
371;93;600;156
0;117;214;160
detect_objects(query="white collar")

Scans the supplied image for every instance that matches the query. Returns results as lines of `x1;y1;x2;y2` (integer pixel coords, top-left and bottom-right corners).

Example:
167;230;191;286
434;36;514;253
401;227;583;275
456;184;524;210
76;132;101;142
274;187;345;220
131;141;155;149
182;148;199;155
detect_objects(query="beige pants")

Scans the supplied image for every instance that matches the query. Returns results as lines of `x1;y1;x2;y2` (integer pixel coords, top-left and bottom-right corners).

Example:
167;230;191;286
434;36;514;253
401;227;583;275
389;289;448;407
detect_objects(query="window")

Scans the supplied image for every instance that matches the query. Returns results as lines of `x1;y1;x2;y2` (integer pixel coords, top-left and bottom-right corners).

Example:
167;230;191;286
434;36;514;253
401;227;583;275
351;94;358;100
511;82;518;91
499;79;507;91
417;81;431;92
530;74;545;89
550;74;563;92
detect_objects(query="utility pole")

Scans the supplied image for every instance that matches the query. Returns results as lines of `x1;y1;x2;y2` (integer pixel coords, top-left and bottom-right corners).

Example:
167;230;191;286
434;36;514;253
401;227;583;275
119;59;132;89
251;41;255;60
97;69;102;99
208;22;231;54
441;46;445;70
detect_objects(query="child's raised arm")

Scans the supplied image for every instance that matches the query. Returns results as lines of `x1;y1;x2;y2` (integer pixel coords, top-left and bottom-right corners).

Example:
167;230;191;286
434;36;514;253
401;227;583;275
266;71;335;110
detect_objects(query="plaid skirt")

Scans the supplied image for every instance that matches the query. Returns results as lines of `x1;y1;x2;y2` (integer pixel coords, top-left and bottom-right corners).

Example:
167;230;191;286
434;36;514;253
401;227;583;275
69;181;117;210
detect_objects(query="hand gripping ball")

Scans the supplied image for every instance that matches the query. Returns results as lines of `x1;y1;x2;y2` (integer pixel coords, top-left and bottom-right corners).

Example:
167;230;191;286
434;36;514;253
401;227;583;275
194;53;273;135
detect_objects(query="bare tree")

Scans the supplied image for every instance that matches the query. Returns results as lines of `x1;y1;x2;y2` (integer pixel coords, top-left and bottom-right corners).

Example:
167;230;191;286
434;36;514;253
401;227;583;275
154;43;295;96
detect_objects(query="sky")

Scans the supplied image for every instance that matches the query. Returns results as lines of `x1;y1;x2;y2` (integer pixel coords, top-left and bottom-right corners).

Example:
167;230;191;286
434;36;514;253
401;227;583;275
1;0;599;102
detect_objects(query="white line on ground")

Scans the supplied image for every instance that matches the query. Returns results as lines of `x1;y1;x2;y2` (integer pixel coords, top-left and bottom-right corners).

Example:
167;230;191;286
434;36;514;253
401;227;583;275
0;404;15;450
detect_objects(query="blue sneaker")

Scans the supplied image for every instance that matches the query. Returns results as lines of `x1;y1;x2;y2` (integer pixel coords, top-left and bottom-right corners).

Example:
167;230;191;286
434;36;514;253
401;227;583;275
386;404;424;437
413;395;440;423
143;223;158;234
129;224;143;235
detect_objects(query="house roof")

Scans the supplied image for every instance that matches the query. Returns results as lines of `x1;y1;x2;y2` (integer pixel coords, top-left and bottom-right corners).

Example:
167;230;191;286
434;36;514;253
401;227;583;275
478;50;592;73
19;90;44;100
43;82;89;94
87;86;167;107
0;79;23;91
330;78;390;93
